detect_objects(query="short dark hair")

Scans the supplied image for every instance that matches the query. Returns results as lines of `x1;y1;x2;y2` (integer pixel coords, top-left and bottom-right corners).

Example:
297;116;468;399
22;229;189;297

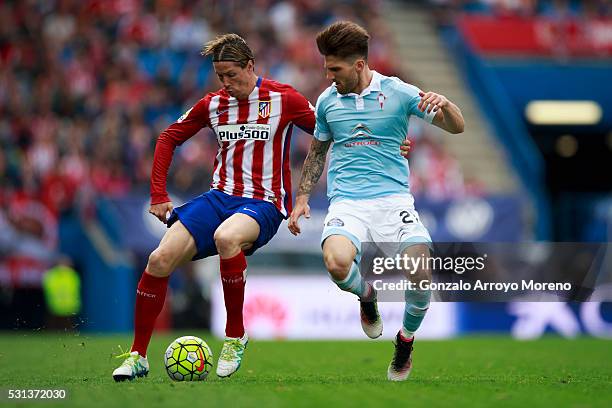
316;21;370;60
201;33;254;68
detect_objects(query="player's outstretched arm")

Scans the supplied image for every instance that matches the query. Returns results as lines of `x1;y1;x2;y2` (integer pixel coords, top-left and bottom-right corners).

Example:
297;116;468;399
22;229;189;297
419;91;465;134
288;138;331;235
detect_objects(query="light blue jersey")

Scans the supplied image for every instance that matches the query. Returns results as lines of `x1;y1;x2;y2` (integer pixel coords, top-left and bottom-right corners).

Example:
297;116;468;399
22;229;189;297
314;71;436;203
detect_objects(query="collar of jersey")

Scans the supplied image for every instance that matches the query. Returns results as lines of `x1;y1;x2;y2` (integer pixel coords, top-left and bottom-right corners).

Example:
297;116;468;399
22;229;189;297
335;70;382;98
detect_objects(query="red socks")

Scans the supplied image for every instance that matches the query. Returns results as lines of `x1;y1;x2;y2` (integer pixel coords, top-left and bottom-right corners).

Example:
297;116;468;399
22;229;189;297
130;251;246;354
131;271;169;357
220;251;247;338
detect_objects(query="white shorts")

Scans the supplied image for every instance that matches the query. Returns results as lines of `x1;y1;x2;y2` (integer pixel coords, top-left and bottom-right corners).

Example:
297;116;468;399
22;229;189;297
321;194;432;255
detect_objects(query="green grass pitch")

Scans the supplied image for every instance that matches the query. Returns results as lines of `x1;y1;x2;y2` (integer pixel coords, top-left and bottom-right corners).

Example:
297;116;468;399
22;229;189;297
0;333;610;407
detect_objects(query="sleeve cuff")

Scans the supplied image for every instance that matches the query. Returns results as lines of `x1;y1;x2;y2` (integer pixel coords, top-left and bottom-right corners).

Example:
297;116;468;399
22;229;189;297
151;194;171;205
314;130;331;141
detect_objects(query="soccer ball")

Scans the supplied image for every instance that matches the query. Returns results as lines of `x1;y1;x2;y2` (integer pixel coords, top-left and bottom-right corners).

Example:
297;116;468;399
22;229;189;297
164;336;213;381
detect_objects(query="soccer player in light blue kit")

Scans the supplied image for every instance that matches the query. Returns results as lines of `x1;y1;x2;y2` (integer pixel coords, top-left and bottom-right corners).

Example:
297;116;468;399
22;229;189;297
288;21;464;381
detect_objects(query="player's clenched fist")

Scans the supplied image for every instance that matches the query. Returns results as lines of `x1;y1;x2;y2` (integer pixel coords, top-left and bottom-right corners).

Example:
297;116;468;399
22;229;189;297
288;195;311;236
418;91;449;114
149;202;174;224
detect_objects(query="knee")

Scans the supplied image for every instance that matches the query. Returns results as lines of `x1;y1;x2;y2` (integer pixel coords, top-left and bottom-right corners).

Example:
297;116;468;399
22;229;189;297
324;252;353;281
147;248;174;277
214;229;240;255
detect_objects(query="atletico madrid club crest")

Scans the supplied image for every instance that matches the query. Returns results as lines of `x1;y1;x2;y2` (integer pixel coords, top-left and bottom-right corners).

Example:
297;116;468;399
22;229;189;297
258;100;271;118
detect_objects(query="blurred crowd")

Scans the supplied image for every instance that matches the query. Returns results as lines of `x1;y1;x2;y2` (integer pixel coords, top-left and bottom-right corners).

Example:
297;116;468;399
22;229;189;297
0;0;472;286
427;0;610;18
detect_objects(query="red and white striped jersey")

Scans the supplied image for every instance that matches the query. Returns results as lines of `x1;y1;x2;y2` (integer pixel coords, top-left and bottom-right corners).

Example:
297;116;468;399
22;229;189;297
151;77;315;217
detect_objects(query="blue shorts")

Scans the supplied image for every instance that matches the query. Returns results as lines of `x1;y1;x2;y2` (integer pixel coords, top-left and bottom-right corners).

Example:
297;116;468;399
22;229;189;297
167;189;284;260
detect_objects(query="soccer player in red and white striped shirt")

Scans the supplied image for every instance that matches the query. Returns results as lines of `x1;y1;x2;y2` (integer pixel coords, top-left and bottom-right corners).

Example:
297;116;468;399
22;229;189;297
113;34;314;381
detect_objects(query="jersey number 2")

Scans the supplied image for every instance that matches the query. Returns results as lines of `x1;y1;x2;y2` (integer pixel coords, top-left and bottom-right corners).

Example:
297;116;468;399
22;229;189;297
399;210;419;224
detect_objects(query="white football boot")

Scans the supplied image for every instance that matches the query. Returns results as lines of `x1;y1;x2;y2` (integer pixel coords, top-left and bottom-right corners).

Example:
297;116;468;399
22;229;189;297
216;333;249;378
112;351;149;382
360;286;383;339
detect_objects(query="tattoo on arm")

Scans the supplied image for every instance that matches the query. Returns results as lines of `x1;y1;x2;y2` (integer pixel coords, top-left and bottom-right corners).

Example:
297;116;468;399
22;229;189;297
297;139;331;196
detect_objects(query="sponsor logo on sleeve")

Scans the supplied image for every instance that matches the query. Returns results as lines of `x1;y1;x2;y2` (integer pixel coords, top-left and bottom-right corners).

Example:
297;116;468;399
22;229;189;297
177;107;193;123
